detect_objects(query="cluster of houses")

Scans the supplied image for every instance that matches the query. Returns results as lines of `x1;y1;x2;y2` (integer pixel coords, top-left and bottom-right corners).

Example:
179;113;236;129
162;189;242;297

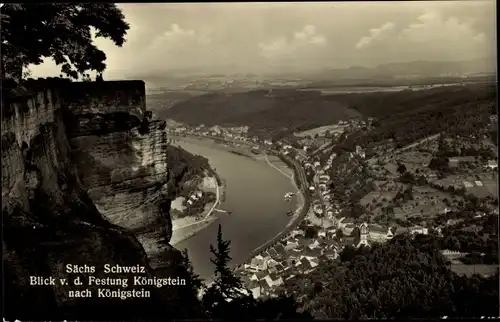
238;227;342;298
184;191;204;206
168;124;260;144
238;215;436;298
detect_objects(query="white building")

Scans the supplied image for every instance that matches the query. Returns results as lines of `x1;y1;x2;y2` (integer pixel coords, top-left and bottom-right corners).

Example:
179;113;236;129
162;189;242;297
487;160;498;170
410;226;429;235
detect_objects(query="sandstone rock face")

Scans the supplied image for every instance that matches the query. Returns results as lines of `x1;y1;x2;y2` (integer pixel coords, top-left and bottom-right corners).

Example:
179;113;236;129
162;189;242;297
63;81;172;256
1;79;197;320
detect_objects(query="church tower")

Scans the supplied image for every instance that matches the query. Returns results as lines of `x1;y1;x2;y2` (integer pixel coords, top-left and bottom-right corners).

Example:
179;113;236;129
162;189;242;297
357;222;370;248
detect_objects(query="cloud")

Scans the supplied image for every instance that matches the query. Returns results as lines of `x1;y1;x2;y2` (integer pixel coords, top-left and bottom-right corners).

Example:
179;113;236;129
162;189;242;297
258;25;326;60
352;11;491;63
355;22;395;49
26;2;495;79
399;11;486;45
148;23;212;50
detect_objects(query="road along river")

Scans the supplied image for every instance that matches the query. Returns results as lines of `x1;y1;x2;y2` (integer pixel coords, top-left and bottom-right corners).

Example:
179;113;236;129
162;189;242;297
172;136;298;279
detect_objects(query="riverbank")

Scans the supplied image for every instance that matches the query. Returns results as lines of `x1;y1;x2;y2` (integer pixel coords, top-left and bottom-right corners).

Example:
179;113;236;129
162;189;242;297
172;134;263;161
170;181;224;246
234;152;310;270
176;136;308;246
167;158;226;246
203;151;310;285
172;135;301;278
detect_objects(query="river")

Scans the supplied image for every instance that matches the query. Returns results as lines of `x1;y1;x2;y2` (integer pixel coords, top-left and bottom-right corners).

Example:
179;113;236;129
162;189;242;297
173;137;297;279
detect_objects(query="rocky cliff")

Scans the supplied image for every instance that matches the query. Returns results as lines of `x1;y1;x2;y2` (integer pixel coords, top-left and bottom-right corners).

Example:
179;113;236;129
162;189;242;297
62;80;173;262
2;78;202;320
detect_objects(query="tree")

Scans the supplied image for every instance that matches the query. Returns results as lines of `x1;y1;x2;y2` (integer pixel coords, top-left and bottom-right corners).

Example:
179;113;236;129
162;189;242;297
339;244;358;262
1;4;129;81
180;249;203;296
397;163;407;174
336;228;344;241
295;234;499;319
203;224;245;314
305;225;319;239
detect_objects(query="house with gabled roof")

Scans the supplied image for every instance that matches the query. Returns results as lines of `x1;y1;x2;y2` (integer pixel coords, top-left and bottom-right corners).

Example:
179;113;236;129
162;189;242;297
410;226;429;235
298;257;317;274
324;243;339;255
308;239;321;249
389;226;408;236
266;273;284;288
282;265;293;276
249;255;267;271
342;223;356;236
250;271;268;282
306;257;320;269
284;239;299;251
338;216;356;229
267;258;279;268
274;243;286;255
267;247;279;258
274;263;285;273
262;274;274;288
290;229;305;238
297;257;310;269
296;238;310;249
324;238;339;246
367;223;390;242
286;249;302;262
303;248;322;258
247;280;262;299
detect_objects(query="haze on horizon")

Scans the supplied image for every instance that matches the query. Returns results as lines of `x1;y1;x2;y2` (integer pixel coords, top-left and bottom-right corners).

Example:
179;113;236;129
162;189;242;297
29;1;496;81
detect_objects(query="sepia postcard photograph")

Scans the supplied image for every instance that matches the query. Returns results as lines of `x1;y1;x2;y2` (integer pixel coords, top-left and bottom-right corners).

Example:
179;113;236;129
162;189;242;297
1;1;498;320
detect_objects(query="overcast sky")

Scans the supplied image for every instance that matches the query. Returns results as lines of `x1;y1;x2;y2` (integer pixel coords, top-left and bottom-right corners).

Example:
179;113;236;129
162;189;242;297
30;1;496;79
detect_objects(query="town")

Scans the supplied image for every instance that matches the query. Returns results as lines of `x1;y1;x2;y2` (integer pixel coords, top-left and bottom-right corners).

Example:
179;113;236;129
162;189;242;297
166;114;498;298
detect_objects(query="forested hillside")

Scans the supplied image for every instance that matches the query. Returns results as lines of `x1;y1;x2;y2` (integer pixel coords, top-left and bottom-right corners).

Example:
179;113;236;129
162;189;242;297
164;84;495;142
165;89;360;135
287;234;499;319
333;84;496;150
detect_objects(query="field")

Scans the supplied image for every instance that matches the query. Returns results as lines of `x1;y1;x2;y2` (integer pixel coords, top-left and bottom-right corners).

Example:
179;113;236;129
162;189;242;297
294;124;348;138
360;191;398;207
298;137;330;148
377;150;434;176
432;172;498;198
450;264;499;277
392;186;460;220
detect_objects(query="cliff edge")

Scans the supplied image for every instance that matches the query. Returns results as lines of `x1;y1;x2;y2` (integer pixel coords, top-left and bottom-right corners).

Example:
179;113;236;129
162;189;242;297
2;78;202;320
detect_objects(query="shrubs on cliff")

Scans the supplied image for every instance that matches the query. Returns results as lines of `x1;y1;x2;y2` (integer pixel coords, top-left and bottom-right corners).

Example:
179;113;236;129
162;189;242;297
165;144;211;198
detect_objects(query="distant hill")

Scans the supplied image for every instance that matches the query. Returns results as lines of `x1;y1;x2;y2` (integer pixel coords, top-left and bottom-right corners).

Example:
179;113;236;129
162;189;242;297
315;57;496;80
163;89;361;135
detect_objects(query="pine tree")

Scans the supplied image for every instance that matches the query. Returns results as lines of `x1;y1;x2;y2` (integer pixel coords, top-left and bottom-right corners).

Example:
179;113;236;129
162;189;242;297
180;249;203;296
203;224;245;312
